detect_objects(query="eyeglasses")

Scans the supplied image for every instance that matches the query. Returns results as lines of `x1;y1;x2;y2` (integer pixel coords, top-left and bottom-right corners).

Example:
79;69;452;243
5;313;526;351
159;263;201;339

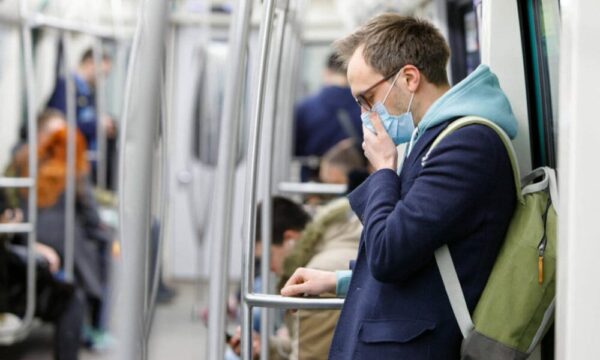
354;72;397;111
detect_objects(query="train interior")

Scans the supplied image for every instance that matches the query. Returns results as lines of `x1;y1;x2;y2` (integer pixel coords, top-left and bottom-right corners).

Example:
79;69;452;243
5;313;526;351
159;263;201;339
0;0;598;359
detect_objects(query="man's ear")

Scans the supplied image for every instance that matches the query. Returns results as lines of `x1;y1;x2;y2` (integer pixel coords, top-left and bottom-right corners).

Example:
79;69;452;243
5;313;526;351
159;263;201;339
401;65;421;93
282;229;302;244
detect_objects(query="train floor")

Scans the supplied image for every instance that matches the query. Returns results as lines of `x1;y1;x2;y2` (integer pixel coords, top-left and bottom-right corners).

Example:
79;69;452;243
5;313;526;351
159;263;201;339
0;280;209;359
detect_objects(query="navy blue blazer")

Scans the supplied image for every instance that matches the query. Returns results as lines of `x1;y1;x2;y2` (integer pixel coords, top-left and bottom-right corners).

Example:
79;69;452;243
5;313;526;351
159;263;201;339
328;121;516;359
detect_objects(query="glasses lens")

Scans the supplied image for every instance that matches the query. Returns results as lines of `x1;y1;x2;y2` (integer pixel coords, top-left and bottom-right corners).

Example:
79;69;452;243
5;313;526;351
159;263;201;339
356;95;371;111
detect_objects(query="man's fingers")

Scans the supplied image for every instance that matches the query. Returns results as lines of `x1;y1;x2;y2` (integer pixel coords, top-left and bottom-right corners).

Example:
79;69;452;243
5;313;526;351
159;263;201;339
281;283;309;297
370;112;386;135
283;269;306;288
13;209;23;223
362;125;376;141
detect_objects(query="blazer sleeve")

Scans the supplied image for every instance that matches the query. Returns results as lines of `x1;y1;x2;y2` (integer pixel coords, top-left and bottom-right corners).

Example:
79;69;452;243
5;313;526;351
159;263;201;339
348;125;508;283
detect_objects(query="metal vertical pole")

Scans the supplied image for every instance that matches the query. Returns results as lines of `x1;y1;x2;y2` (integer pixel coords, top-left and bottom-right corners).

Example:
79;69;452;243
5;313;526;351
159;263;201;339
93;40;108;189
144;59;170;339
115;0;169;357
242;0;277;358
557;1;600;359
274;3;302;188
207;0;253;359
144;21;177;341
259;5;287;360
286;10;305;180
62;31;76;282
272;17;292;187
1;0;39;341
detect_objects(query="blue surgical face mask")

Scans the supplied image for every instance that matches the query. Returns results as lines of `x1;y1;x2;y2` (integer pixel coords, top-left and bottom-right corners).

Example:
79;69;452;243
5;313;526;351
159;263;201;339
361;73;415;145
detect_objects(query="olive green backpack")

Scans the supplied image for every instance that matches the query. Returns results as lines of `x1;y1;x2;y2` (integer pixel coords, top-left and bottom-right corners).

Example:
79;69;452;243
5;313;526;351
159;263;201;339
428;116;558;359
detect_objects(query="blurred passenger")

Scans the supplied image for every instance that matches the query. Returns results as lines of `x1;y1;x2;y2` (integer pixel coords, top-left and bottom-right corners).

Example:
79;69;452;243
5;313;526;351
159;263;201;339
319;138;371;195
229;195;361;360
282;14;518;359
0;187;84;360
9;109;115;351
302;138;369;208
319;139;364;185
294;53;362;182
47;48;117;188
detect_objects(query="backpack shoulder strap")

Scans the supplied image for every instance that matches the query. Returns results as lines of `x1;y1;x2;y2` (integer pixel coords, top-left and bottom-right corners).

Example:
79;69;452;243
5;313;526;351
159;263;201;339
431;116;522;339
423;116;524;204
435;245;474;338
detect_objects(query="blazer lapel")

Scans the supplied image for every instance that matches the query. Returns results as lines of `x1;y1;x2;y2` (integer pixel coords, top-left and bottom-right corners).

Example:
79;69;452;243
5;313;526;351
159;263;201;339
401;121;451;175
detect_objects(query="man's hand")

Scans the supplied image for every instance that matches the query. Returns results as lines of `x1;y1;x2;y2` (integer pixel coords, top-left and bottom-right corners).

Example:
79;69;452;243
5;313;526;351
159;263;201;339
280;268;336;297
0;208;23;224
102;115;116;139
362;112;398;171
229;326;260;359
34;243;61;274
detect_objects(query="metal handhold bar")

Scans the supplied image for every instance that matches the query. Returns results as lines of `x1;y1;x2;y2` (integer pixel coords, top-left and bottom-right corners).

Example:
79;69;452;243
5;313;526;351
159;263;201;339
278;182;347;195
0;223;34;234
241;0;278;358
0;0;39;344
246;293;344;310
259;6;288;360
114;0;170;357
0;178;34;187
62;32;76;283
206;0;254;359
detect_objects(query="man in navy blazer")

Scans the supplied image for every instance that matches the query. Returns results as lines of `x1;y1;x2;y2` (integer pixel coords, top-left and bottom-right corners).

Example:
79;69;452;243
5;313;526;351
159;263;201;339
281;14;518;359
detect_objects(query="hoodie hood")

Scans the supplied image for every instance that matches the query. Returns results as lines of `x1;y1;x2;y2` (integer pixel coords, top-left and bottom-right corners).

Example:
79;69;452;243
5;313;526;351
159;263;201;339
414;64;518;146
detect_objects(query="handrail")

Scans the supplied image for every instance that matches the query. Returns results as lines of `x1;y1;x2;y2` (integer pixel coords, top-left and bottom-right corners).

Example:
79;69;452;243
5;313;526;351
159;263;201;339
93;40;108;189
246;293;344;310
278;181;347;195
144;24;174;343
241;0;278;358
0;0;38;344
259;6;288;360
206;0;254;359
0;223;34;234
30;13;132;39
0;12;132;38
62;32;76;282
272;18;294;187
241;0;350;359
0;178;34;187
114;0;169;357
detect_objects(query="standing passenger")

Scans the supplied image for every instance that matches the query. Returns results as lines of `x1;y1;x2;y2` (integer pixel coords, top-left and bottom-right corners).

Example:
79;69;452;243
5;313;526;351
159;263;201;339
294;53;363;182
281;14;518;359
47;48;116;186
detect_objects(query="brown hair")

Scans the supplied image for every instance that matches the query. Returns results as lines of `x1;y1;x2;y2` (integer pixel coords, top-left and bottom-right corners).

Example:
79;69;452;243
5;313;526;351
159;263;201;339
321;138;366;174
334;14;450;86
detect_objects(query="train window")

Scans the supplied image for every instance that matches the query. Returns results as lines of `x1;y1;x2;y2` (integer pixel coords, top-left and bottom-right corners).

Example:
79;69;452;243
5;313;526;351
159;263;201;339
518;1;560;358
519;0;560;168
192;43;228;166
447;0;481;84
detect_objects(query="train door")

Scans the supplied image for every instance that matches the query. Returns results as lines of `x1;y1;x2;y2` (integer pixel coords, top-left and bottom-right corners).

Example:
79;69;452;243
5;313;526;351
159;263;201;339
167;24;223;279
166;12;256;281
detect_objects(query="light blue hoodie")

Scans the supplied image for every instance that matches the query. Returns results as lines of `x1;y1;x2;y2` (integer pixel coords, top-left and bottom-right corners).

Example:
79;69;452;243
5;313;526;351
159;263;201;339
407;64;518;155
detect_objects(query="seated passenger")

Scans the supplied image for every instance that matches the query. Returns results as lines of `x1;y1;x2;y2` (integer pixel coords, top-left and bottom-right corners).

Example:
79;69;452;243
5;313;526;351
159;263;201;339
8;109;115;351
0;190;84;360
304;138;370;208
229;196;362;359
